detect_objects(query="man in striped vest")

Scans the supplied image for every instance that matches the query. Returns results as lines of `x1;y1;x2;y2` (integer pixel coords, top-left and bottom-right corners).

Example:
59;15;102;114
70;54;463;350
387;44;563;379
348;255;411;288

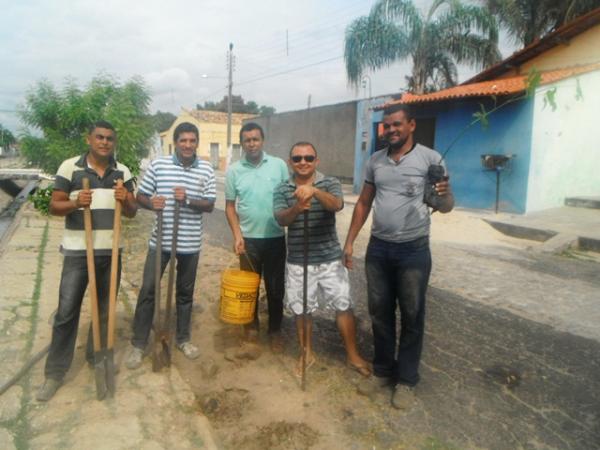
37;120;137;401
126;122;216;369
273;142;370;378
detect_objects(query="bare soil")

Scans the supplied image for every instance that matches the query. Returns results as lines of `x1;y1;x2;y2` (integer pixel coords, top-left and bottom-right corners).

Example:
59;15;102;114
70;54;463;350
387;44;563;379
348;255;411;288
121;210;430;450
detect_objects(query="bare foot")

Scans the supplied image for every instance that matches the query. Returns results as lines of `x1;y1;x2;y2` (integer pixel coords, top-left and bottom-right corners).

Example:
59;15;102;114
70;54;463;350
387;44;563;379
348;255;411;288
346;357;372;377
295;353;316;378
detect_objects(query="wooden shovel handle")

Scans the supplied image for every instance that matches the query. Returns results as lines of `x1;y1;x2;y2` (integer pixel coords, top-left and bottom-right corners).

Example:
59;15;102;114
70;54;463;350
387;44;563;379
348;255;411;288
107;179;123;349
82;177;102;353
301;209;309;391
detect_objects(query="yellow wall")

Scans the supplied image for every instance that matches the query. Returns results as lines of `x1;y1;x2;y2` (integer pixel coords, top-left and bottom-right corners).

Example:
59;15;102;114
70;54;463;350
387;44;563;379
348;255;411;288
160;111;245;170
498;26;600;78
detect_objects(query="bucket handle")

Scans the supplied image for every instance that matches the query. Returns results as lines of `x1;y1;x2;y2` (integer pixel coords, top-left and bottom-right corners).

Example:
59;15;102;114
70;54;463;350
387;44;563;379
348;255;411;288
228;251;258;274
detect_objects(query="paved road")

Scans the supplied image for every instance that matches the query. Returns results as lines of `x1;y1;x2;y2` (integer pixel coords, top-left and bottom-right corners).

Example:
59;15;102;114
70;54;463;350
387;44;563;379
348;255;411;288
204;184;600;449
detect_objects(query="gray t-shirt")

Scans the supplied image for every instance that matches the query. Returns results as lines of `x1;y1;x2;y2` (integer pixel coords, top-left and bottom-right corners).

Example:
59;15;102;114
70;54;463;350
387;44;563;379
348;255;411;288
365;144;446;243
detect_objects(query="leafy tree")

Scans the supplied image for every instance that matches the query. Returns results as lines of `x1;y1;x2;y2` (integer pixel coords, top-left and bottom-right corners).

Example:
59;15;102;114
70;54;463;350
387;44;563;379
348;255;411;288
259;105;276;116
0;124;16;148
344;0;501;94
196;95;276;115
151;110;177;133
485;0;600;46
19;74;153;175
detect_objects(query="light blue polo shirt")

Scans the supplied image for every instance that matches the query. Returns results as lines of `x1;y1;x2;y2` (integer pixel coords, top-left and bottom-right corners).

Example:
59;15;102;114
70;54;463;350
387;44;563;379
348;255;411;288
225;152;289;238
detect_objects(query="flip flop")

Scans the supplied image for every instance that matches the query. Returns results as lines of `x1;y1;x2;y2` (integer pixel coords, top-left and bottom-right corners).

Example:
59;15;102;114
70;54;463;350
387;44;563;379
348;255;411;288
347;361;372;377
295;355;316;378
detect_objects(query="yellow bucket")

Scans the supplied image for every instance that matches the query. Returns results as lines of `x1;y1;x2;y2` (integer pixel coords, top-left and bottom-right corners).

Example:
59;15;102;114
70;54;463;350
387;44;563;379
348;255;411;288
219;269;260;324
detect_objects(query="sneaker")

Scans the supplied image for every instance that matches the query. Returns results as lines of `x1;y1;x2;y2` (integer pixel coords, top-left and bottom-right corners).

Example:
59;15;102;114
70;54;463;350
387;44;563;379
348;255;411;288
356;375;392;398
125;346;144;370
36;378;62;402
391;384;416;410
177;341;200;360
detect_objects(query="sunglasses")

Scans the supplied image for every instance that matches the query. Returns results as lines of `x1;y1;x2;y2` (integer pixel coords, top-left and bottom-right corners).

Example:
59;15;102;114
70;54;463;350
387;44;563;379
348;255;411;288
291;155;316;163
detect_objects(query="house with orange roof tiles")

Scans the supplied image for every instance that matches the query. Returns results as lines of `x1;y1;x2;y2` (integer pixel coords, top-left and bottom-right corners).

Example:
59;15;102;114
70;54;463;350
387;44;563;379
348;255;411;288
363;8;600;213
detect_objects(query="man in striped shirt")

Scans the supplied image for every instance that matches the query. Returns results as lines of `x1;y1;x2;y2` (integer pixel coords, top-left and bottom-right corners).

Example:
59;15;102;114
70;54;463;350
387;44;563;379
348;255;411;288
273;142;370;378
126;122;216;369
37;120;137;401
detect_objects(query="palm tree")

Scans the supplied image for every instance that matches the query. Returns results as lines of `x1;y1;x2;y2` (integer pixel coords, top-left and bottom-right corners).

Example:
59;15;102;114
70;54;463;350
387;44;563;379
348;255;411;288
485;0;600;46
344;0;501;94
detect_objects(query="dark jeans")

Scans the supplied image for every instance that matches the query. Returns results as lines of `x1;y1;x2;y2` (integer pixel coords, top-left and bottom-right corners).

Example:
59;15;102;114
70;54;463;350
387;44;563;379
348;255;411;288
365;235;432;386
131;249;199;349
240;236;285;333
45;254;121;381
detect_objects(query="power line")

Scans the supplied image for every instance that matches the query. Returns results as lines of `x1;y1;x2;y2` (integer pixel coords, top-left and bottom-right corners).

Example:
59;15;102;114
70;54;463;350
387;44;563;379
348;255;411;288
236;55;343;87
235;0;371;53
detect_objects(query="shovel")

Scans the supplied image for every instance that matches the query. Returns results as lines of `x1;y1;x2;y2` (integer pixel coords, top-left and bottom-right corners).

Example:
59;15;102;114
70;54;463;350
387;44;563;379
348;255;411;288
82;177;108;400
301;209;309;391
105;179;123;397
152;200;180;371
152;210;168;371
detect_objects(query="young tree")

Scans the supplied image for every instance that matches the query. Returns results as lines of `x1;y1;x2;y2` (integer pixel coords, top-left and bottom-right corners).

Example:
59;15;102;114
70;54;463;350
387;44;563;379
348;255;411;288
344;0;501;94
19;75;153;175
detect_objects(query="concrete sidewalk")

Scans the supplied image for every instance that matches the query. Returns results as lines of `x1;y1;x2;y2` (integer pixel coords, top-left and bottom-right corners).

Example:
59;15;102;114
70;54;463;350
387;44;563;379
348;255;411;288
484;206;600;252
0;206;218;449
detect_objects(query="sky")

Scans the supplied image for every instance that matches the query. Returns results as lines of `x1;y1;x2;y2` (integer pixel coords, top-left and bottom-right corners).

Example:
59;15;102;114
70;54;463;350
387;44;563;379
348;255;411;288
0;0;516;135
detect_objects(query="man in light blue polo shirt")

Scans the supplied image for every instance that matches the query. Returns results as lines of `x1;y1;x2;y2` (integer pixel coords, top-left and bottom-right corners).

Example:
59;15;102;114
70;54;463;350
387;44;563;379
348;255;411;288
225;122;288;352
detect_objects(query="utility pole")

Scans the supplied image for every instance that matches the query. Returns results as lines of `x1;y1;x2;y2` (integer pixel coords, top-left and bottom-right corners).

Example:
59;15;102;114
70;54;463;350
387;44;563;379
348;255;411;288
226;42;234;151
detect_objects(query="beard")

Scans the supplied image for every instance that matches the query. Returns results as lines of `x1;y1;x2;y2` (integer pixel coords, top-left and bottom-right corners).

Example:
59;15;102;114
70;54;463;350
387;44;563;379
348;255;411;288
388;136;408;150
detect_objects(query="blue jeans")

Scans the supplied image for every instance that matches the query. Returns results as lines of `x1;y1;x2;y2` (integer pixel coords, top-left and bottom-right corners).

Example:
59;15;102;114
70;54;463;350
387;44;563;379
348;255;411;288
44;254;121;381
365;235;431;386
131;249;199;349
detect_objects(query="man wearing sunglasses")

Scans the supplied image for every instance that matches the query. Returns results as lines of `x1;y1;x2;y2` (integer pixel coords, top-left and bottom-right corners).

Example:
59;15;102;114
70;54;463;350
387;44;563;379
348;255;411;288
343;103;454;410
273;142;370;378
225;122;289;353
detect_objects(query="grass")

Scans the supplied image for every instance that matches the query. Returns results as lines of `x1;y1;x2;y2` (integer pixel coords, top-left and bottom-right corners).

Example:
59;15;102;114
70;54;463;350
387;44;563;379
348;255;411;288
12;219;49;450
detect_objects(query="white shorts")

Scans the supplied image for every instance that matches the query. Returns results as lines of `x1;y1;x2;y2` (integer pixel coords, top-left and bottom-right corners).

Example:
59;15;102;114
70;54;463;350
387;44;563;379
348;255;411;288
285;260;353;315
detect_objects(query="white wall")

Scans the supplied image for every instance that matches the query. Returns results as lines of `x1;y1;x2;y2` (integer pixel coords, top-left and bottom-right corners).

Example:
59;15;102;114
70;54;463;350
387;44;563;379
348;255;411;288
526;69;600;212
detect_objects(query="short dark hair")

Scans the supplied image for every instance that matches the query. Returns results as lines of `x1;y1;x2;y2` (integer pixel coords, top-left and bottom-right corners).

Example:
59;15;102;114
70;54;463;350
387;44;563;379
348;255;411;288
173;122;199;142
239;122;264;142
289;141;317;157
88;120;115;135
382;103;414;121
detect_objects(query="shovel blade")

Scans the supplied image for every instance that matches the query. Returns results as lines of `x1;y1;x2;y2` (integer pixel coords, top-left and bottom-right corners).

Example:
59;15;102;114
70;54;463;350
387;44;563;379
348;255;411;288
152;334;171;372
105;348;116;397
152;341;166;372
161;338;171;368
94;353;108;401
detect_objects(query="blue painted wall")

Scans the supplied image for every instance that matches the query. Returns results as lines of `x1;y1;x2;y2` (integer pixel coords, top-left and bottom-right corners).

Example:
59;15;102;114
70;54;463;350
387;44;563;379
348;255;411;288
367;97;535;213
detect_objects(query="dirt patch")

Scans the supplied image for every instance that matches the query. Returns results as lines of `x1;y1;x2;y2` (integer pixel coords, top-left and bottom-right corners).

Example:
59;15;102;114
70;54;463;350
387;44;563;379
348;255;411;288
231;421;319;450
198;387;252;422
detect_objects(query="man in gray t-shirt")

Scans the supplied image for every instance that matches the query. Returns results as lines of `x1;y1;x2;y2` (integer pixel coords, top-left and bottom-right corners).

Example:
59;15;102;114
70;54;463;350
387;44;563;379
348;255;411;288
343;104;454;410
